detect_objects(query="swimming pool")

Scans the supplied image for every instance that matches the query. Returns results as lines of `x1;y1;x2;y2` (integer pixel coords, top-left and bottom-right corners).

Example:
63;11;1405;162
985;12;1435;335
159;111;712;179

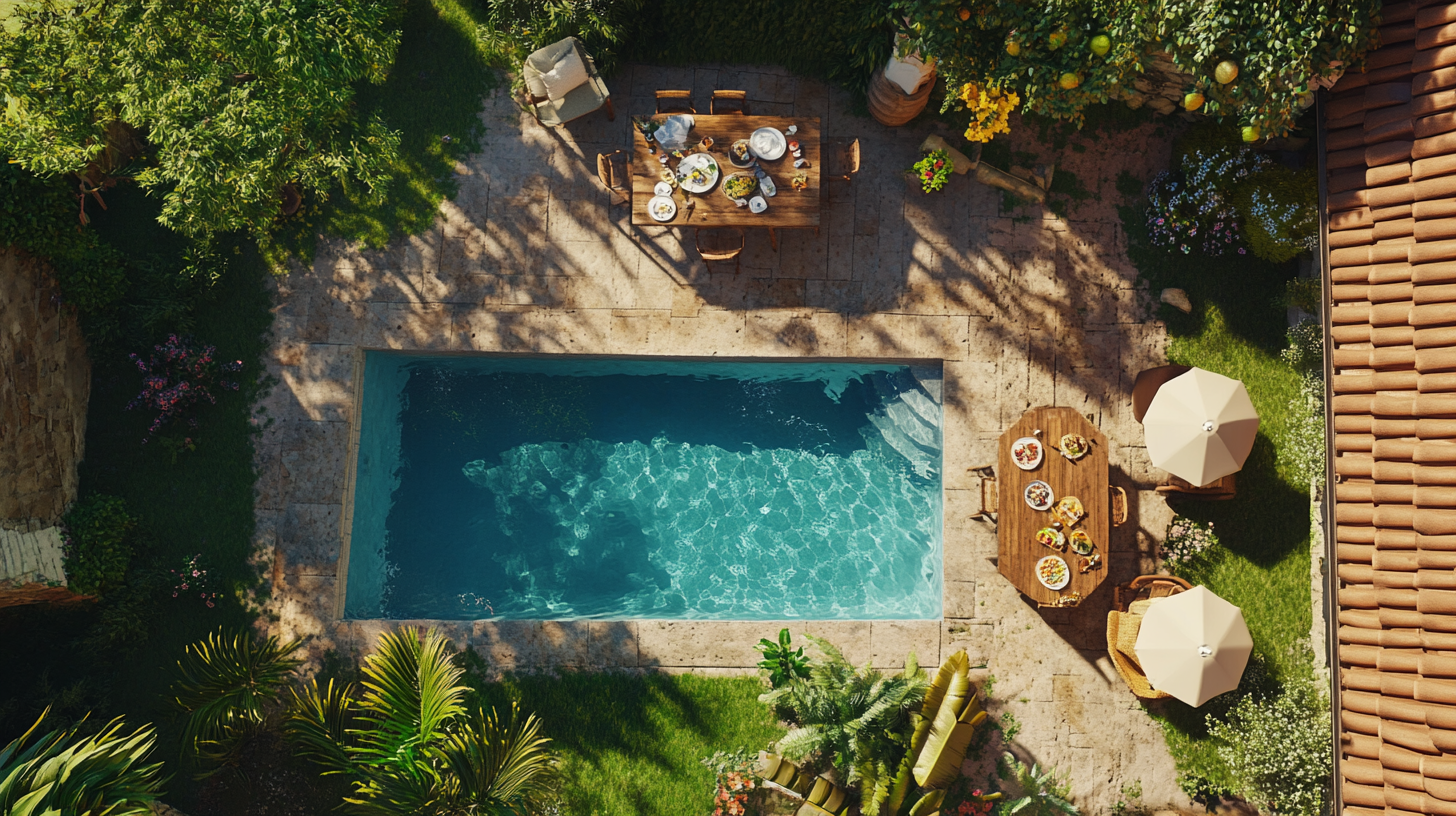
343;354;943;621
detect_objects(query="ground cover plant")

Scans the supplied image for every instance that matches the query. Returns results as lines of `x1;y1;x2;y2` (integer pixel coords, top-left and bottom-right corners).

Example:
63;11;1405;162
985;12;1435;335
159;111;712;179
1120;132;1329;808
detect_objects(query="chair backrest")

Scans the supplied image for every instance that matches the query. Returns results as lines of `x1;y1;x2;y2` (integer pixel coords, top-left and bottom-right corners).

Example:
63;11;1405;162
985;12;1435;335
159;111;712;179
656;90;696;114
597;151;626;188
711;90;748;115
1106;610;1172;700
825;138;861;181
695;227;744;261
1131;364;1193;423
1114;575;1192;613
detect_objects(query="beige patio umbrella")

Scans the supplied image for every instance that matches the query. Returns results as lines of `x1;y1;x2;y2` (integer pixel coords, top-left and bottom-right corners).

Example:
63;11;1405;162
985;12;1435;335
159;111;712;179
1134;585;1253;707
1141;367;1259;487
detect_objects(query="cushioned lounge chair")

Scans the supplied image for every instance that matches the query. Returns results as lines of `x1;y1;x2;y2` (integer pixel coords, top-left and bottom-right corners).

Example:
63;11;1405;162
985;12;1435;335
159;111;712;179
1107;575;1193;700
522;37;614;127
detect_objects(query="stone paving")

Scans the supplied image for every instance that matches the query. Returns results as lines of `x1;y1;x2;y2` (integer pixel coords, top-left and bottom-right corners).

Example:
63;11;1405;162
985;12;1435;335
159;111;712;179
254;64;1192;810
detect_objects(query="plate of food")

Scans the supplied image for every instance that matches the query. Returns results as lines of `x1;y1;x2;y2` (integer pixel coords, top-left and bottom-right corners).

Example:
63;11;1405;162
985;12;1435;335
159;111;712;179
1011;437;1043;470
1054;495;1086;526
1036;527;1066;551
722;172;759;201
750;127;787;160
1024;480;1054;511
1036;555;1071;590
677;153;720;193
1069;529;1095;556
648;195;677;222
729;139;756;167
1060;434;1091;460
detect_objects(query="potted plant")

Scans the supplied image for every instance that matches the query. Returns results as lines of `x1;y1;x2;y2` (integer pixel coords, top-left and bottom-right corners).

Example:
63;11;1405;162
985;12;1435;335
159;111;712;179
912;149;954;193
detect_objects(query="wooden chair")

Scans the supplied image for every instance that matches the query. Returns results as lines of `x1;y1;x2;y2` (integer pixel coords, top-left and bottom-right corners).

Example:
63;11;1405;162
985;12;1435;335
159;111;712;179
1114;574;1192;613
655;90;696;114
711;90;748;115
1131;364;1192;423
596;150;630;205
975;474;999;521
695;227;744;273
1156;471;1237;500
1107;574;1192;700
821;138;861;202
1110;485;1128;526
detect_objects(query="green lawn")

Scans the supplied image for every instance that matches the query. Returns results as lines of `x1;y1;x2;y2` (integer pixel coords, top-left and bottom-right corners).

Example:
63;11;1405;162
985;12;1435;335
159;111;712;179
1118;199;1316;791
463;668;785;816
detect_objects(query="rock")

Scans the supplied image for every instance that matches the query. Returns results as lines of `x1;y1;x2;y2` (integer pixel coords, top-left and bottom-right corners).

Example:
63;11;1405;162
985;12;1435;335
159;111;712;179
1161;288;1193;313
918;134;977;175
975;162;1047;202
1148;97;1178;115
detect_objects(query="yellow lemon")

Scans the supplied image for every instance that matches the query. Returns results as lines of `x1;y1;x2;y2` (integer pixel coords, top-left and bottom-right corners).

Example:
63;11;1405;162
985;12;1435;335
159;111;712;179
1215;60;1239;84
959;7;970;20
1090;34;1110;56
1182;92;1204;111
1059;72;1081;90
1048;29;1067;50
1241;124;1261;142
1006;39;1021;56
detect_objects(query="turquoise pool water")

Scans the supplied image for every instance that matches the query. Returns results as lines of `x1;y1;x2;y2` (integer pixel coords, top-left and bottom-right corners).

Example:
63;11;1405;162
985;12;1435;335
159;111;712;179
344;354;943;620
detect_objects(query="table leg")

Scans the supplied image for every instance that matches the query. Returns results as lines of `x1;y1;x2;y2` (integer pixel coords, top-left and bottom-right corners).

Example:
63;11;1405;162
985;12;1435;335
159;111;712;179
768;227;779;251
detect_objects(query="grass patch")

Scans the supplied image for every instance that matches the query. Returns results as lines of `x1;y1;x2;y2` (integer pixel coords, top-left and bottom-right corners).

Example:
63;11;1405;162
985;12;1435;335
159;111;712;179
1119;203;1314;792
468;668;785;816
266;0;499;261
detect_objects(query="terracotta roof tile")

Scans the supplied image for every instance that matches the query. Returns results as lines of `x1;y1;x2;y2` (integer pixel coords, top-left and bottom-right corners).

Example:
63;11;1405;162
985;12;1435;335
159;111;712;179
1333;125;1370;151
1411;302;1456;323
1421;347;1456;369
1371;62;1419;85
1416;326;1456;347
1343;541;1377;560
1373;81;1419;109
1333;228;1378;249
1336;70;1374;93
1419;3;1456;28
1415;284;1456;304
1333;188;1372;211
1335;208;1377;231
1386;0;1422;25
1331;108;1368;130
1334;324;1375;342
1416;69;1456;96
1420;21;1456;49
1371;100;1417;130
1413;198;1456;218
1333;167;1374;193
1374;161;1417;185
1412;262;1456;285
1338;433;1377;451
1333;146;1375;169
1378;324;1419;343
1376;43;1422;72
1416;130;1456;157
1390;20;1425;44
1421;372;1456;390
1413;88;1456;116
1375;140;1419;165
1381;217;1420;239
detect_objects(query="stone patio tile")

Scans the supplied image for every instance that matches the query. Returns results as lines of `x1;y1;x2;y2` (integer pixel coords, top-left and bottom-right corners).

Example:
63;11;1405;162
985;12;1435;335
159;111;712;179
271;573;339;644
943;517;997;583
944;580;978;620
254;443;284;511
637;621;872;668
358;303;457;350
846;314;969;361
944;360;1001;435
608;309;675;355
743;310;833;356
547;196;621;245
942;419;998;491
278;344;354;423
871;621;941;668
280;421;350;504
277;502;342;577
942;621;995;666
613;269;678;311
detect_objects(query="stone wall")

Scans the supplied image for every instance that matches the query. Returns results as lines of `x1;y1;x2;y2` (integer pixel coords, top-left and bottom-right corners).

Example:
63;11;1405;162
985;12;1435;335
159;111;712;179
0;248;90;527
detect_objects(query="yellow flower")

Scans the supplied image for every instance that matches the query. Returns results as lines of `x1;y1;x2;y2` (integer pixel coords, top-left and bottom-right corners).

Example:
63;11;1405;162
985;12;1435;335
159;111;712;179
958;81;1019;142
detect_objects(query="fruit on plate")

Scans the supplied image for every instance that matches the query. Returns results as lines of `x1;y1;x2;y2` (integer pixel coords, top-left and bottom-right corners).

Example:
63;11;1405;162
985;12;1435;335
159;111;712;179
1054;495;1086;526
1059;434;1090;460
1214;60;1239;84
1070;530;1094;556
1090;34;1110;56
1079;553;1102;573
1012;437;1041;468
1037;527;1067;551
1037;555;1069;588
730;139;753;164
1059;72;1081;90
1241;124;1261;143
723;173;759;200
1024;481;1053;510
1183;91;1205;111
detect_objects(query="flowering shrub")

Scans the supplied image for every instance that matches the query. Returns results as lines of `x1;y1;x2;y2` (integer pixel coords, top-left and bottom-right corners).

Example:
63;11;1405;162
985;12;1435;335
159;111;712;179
1145;147;1271;257
1238;168;1319;262
1207;680;1332;816
1160;516;1218;568
700;749;760;816
127;334;242;441
170;553;220;608
956;82;1019;143
954;789;1000;816
913;149;954;193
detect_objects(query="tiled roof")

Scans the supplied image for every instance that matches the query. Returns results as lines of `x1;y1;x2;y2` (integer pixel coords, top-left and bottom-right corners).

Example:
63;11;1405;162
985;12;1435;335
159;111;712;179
1329;2;1456;813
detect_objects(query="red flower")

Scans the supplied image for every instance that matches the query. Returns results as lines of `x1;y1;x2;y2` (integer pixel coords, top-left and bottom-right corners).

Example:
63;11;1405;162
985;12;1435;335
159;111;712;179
934;160;944;169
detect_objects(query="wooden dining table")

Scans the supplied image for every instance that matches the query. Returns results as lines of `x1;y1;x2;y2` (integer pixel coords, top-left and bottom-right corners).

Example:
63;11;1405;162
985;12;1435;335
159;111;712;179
995;407;1117;607
630;114;821;243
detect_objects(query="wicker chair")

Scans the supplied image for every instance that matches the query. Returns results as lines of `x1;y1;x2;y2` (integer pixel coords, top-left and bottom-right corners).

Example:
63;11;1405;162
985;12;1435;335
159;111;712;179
655;90;696;114
1107;575;1193;700
695;227;744;273
596;151;630;205
711;90;748;115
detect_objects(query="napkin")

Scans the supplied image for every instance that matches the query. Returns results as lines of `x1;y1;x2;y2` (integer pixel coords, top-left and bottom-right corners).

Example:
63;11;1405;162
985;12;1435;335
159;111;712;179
654;115;694;150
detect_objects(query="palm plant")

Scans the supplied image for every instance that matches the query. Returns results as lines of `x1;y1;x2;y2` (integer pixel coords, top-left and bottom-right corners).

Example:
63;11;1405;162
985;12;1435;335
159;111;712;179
0;710;166;815
1001;753;1079;816
284;626;558;815
760;635;928;807
172;628;303;774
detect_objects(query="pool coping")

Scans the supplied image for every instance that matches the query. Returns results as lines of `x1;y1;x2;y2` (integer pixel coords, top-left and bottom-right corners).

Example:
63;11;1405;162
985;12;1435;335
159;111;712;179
333;347;947;625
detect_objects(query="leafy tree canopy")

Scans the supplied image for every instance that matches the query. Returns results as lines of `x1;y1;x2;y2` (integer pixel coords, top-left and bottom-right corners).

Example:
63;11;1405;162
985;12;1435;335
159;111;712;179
893;0;1382;135
0;0;404;238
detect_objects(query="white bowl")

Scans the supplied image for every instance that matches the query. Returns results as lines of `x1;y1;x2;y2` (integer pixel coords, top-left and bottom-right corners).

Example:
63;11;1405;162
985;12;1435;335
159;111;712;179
748;195;768;213
648;195;677;222
654;181;673;196
750;127;787;160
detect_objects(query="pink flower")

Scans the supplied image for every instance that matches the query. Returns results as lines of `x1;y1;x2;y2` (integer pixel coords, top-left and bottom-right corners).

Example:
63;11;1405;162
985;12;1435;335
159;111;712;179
934;160;944;169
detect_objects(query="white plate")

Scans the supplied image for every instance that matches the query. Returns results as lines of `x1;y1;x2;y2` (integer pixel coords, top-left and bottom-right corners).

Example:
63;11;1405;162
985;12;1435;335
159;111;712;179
760;175;777;197
1010;436;1043;470
677;153;720;193
648;195;677;222
750;127;787;160
1024;480;1054;511
749;195;768;213
1036;555;1071;590
654;181;673;196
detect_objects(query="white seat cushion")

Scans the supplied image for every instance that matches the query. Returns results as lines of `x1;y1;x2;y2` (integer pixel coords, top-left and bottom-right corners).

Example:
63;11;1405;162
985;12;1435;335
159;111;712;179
540;49;589;102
